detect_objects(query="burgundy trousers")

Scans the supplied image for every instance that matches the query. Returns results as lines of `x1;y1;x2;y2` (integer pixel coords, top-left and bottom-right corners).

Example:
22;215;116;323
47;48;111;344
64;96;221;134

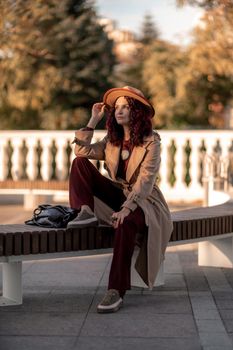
69;157;146;297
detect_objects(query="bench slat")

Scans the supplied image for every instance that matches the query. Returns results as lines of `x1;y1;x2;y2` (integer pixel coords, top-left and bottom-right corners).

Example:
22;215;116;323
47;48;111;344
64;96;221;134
31;232;39;254
23;232;30;255
48;230;56;253
65;230;72;251
14;232;22;255
56;230;65;252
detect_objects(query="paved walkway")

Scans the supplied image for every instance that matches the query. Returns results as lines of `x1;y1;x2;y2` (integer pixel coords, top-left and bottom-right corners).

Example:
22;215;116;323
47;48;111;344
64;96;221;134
0;204;233;350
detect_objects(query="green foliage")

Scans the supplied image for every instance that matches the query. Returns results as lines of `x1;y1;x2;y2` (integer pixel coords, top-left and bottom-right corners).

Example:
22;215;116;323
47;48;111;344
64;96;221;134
140;13;160;46
117;14;160;102
0;0;116;129
143;40;188;128
177;3;233;127
176;0;231;9
141;1;233;129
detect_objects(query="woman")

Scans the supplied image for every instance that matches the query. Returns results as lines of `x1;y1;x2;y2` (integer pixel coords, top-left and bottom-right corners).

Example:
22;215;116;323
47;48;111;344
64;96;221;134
68;86;173;313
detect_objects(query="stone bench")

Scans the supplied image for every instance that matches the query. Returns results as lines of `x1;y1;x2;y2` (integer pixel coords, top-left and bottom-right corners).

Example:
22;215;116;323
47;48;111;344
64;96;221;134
1;200;233;306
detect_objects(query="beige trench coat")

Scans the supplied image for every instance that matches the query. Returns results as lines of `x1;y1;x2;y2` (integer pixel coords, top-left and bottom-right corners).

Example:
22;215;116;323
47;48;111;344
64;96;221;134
73;128;173;289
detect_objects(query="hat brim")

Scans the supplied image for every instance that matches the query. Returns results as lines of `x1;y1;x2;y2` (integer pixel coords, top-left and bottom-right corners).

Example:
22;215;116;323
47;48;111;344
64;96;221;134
103;88;155;117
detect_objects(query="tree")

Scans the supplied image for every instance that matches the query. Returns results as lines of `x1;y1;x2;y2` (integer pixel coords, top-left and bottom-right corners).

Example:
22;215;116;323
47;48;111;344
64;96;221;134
143;40;188;128
0;0;116;129
176;0;232;9
140;13;160;46
176;0;233;127
117;14;160;99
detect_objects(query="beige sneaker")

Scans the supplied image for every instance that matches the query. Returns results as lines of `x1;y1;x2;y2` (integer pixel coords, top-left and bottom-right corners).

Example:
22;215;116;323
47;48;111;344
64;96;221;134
97;289;123;313
67;206;98;228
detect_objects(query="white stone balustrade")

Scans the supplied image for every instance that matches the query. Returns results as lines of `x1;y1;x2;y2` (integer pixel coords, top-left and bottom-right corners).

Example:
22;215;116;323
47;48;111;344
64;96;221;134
0;130;232;202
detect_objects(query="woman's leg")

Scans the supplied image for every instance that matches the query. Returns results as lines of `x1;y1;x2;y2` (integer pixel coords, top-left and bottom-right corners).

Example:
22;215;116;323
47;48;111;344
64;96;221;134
69;157;125;212
108;206;147;298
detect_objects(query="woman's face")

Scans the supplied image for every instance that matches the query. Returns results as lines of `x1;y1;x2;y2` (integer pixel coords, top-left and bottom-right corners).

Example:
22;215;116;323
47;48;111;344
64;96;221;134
114;97;130;126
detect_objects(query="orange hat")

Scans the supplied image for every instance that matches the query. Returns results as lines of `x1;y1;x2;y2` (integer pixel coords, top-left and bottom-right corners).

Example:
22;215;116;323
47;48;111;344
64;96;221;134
103;86;155;118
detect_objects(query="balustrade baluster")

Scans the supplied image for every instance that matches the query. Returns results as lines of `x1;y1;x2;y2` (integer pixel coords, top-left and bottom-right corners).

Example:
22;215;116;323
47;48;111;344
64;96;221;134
174;136;187;193
26;138;38;180
159;136;171;191
0;139;9;181
11;138;24;180
189;137;203;193
55;139;68;180
40;138;53;181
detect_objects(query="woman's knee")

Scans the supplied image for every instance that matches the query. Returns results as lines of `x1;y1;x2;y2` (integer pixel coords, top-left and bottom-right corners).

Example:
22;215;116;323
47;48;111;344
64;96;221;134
73;156;88;164
72;156;90;169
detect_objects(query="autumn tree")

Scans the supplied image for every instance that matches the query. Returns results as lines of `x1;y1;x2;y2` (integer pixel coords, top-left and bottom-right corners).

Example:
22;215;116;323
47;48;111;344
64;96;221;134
176;0;233;127
140;13;160;46
117;13;160;97
143;40;187;128
0;0;116;129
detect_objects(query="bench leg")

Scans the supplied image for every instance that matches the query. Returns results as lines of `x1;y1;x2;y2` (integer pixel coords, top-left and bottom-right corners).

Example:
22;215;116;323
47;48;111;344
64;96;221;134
198;237;233;268
131;249;165;287
0;261;22;306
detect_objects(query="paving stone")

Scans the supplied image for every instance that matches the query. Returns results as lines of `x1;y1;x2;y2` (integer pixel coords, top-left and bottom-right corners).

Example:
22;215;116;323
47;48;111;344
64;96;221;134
220;319;233;333
190;296;218;311
203;347;233;350
189;291;212;297
183;274;210;292
212;291;233;300
214;299;233;310
203;268;233;293
199;332;233;347
143;290;188;296
193;308;221;320
195;319;226;333
219;309;233;320
0;336;76;350
74;336;202;350
164;251;183;274
228;333;233;343
33;292;94;313
0;293;54;313
81;313;197;338
0;312;86;336
142;274;187;292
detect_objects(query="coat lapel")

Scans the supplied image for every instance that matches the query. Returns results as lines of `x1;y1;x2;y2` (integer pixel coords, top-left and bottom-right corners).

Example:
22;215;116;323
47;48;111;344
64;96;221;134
126;146;146;183
126;134;155;183
106;144;121;180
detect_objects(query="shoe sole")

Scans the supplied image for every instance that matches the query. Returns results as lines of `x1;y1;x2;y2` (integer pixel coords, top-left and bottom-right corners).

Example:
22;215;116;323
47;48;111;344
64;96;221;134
97;300;123;314
67;219;99;229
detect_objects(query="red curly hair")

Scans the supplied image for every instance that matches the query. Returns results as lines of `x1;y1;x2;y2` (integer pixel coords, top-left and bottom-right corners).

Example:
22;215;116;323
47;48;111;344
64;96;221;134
106;97;153;146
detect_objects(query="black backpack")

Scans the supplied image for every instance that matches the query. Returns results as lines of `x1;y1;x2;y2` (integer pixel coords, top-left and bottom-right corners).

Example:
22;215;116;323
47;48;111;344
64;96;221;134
25;204;78;228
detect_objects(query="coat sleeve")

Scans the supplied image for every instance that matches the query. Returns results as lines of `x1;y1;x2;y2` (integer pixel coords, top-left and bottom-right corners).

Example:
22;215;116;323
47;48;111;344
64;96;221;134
122;134;161;211
73;129;107;160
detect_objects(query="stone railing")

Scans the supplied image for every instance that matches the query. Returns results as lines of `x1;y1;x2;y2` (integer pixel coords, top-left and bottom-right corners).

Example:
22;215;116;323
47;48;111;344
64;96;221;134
0;130;232;203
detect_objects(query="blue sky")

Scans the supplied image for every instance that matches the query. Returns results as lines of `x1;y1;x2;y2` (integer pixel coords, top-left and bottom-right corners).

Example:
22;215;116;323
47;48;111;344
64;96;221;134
95;0;204;45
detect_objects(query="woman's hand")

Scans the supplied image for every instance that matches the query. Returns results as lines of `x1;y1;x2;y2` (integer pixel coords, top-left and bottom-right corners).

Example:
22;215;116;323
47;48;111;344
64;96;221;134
111;207;131;229
87;103;106;129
